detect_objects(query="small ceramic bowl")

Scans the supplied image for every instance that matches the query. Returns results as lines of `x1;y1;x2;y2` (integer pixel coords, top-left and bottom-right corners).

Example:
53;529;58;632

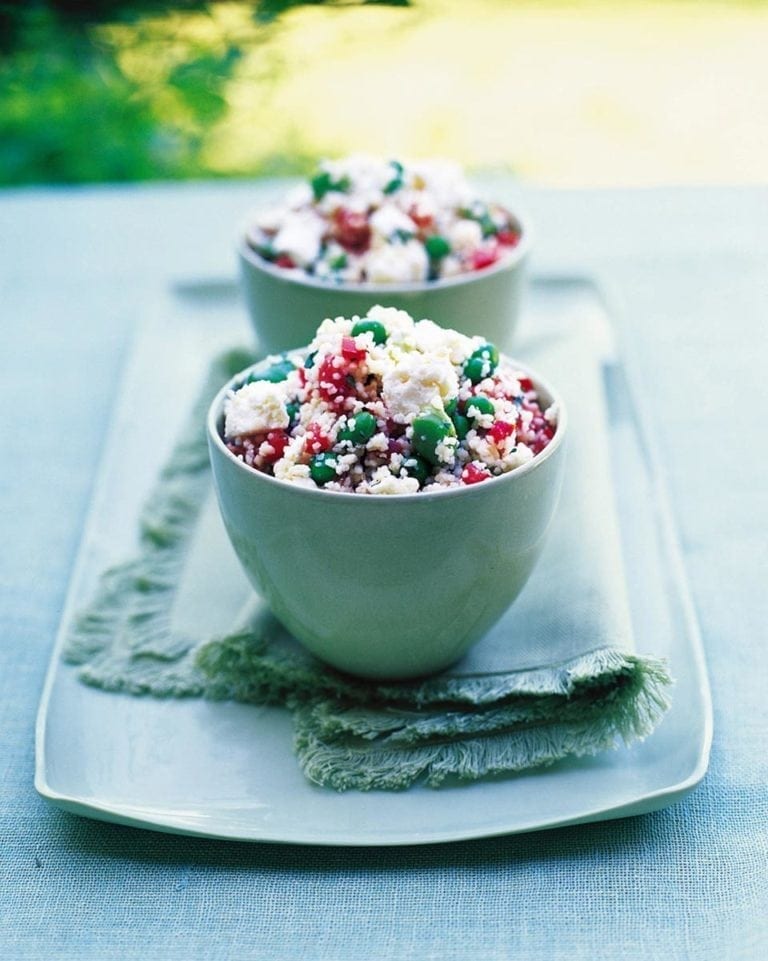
237;216;531;357
207;355;567;681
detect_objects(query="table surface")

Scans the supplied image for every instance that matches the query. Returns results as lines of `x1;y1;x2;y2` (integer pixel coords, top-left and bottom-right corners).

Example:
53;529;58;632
1;181;766;961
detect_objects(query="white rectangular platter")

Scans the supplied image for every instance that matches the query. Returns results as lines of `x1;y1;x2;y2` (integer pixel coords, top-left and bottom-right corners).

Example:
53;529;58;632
35;276;712;845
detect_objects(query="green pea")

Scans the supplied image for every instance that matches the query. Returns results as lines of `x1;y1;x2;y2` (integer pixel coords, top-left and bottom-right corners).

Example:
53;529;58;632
329;253;348;270
351;319;388;345
472;341;500;367
402;455;430;486
334;175;351;193
444;396;458;417
310;171;333;201
304;351;317;369
463;356;488;385
451;412;470;441
309;453;338;486
424;235;452;260
286;401;300;425
463;342;500;383
411;411;456;465
310;171;350;201
466;395;495;421
247;358;295;384
479;213;498;238
464;202;491;228
384;160;404;194
337;410;377;445
383;176;403;195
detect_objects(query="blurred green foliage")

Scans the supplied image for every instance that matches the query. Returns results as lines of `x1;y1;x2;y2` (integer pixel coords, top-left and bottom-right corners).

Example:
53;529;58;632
0;1;409;186
5;0;756;189
1;4;232;184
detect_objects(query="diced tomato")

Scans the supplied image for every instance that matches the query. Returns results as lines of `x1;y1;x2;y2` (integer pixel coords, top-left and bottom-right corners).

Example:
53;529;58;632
497;229;521;247
518;376;534;393
527;423;555;455
461;463;492;485
304;423;332;455
317;355;354;403
471;245;500;271
341;336;367;363
333;209;371;254
488;420;517;445
408;204;434;230
226;439;247;459
262;430;290;462
275;254;295;269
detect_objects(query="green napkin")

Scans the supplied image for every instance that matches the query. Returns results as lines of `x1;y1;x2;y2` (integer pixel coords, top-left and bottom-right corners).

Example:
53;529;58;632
64;329;671;791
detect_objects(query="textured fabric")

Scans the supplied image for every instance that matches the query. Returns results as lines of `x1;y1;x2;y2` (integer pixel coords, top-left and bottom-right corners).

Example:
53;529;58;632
1;184;766;960
61;324;670;790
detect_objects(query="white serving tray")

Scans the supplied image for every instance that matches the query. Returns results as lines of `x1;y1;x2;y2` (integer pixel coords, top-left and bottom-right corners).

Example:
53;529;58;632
35;276;712;845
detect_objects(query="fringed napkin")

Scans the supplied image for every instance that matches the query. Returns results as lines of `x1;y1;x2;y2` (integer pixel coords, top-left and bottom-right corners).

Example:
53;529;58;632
64;327;672;791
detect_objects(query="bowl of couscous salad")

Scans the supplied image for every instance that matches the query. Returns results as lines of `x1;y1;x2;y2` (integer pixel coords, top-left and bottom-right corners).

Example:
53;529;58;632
238;156;530;356
207;307;565;680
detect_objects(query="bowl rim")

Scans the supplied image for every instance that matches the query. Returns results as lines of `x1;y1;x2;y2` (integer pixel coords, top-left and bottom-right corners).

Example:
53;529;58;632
237;209;532;296
207;351;568;504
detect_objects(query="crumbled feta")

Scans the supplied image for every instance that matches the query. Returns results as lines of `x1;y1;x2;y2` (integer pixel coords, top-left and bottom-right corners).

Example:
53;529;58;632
273;460;313;485
224;381;289;437
438;255;463;279
273;210;325;267
435;437;458;466
365;240;428;284
449;218;484;253
412;319;474;366
253;205;287;233
382;352;459;423
369;204;417;241
364;466;420;496
366;305;419;343
366;432;389;453
285;183;313;209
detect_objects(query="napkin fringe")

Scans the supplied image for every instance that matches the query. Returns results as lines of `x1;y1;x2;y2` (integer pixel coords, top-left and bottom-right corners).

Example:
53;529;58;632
64;348;254;671
295;671;670;791
299;652;672;743
291;652;672;790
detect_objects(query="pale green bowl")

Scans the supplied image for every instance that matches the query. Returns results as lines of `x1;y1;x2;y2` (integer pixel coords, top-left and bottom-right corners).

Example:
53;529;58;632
237;220;531;356
207;355;566;681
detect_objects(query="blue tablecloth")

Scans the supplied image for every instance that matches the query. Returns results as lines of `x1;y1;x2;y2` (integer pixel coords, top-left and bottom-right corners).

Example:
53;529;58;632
1;182;766;960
